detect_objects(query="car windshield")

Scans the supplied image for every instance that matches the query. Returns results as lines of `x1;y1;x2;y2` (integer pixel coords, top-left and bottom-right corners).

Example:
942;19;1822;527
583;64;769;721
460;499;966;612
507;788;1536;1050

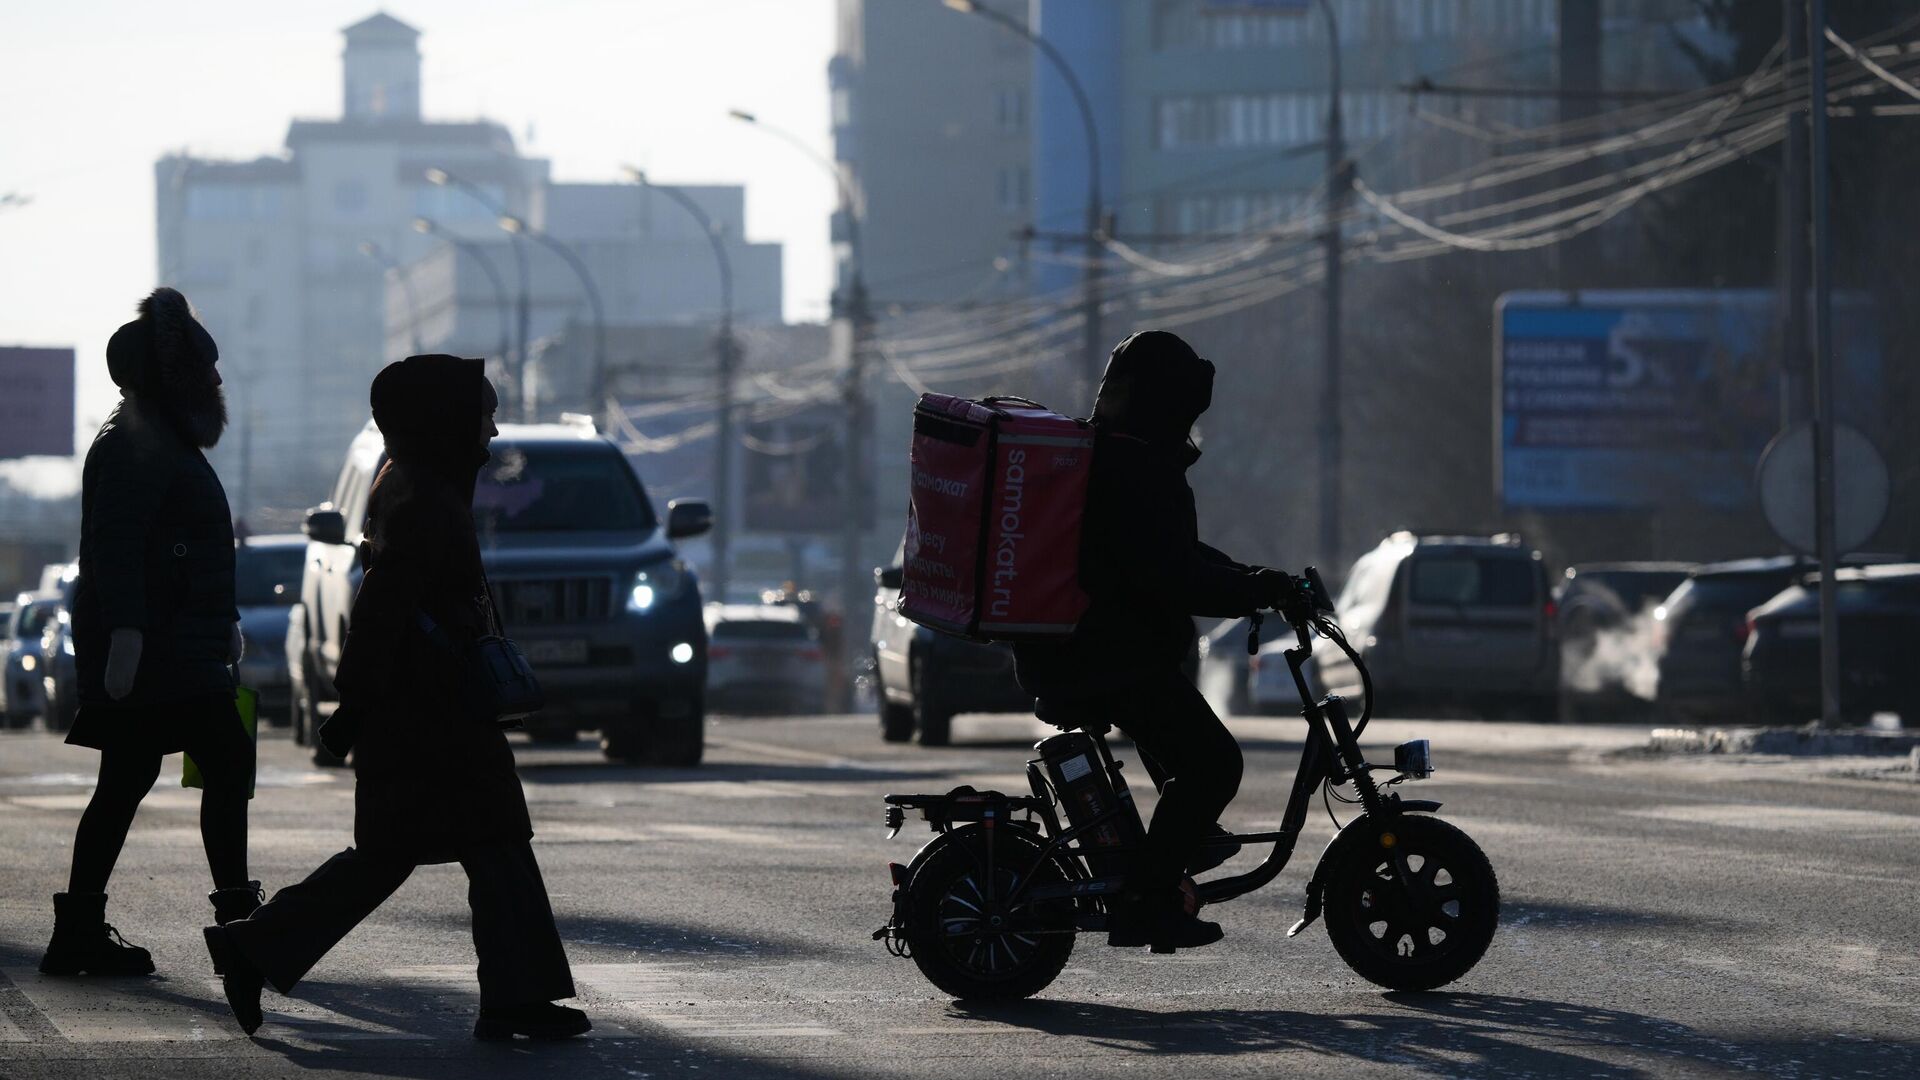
1683;574;1794;614
235;546;305;606
16;603;54;638
1411;556;1536;607
472;444;657;533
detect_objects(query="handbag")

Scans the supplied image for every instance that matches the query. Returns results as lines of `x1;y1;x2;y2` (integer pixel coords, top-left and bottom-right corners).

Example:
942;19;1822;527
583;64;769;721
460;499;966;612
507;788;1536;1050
416;576;545;727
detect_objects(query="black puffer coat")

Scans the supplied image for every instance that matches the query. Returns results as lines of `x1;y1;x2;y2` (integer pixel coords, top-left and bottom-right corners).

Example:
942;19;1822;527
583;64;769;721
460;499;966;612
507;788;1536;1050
73;288;236;710
330;355;532;863
1015;331;1273;701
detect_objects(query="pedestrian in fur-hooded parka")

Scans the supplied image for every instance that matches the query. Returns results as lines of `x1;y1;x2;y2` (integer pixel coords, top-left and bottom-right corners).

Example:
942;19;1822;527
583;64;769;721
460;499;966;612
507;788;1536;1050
69;287;237;728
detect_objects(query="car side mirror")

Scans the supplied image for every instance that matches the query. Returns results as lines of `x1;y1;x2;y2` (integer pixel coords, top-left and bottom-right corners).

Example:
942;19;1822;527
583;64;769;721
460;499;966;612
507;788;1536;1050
876;566;904;590
303;508;348;546
666;499;713;540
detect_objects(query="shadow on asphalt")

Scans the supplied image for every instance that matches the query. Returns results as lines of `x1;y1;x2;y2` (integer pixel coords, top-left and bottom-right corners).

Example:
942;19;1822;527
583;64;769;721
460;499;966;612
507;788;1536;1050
954;992;1920;1076
513;759;950;786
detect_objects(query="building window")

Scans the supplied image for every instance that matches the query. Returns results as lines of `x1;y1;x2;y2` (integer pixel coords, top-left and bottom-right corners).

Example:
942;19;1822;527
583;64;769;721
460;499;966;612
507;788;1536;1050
997;166;1029;213
1158;190;1314;235
333;179;368;214
183;185;284;221
995;87;1026;135
1157;90;1404;150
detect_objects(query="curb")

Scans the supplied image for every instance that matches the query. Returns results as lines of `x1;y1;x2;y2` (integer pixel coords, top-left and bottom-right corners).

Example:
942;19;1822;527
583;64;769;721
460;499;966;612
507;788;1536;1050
1646;725;1920;757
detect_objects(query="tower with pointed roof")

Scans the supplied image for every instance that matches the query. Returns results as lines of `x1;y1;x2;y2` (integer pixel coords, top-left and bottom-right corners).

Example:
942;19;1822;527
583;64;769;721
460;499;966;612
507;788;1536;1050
342;12;421;122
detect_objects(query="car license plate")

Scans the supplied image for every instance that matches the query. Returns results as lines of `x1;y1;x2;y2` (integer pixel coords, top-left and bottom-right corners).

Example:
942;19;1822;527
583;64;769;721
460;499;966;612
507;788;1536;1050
1779;620;1820;639
523;639;589;665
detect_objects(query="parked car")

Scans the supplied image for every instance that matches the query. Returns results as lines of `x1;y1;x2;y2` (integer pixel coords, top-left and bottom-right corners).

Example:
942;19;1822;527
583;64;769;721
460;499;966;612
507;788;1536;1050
235;535;306;724
3;595;60;727
1555;562;1693;721
34;567;80;734
1257;532;1557;717
1197;615;1260;716
294;418;713;766
1652;558;1810;724
870;547;1031;746
1743;563;1920;726
703;603;828;714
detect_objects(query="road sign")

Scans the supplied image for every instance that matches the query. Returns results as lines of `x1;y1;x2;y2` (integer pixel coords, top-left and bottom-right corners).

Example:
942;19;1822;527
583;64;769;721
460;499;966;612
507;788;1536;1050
1757;421;1888;556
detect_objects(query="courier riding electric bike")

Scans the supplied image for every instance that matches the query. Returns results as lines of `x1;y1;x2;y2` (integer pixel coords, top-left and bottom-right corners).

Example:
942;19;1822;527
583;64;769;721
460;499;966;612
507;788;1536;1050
872;568;1499;1000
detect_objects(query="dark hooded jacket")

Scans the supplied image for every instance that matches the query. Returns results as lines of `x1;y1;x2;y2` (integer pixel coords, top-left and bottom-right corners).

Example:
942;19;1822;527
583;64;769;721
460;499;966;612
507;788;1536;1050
330;354;531;863
73;287;236;710
1014;331;1272;701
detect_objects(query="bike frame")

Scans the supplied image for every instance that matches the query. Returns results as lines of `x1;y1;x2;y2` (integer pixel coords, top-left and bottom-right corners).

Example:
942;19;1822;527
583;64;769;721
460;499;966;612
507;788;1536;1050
880;605;1440;942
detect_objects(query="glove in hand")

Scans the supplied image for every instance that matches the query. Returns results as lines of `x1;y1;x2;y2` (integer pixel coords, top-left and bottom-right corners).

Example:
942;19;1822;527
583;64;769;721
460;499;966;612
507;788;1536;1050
318;704;358;760
228;622;245;666
104;628;143;701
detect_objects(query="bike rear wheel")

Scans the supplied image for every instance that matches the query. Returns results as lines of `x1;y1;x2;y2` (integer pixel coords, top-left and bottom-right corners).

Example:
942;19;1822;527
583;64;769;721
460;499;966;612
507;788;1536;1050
1323;815;1499;992
905;827;1076;1000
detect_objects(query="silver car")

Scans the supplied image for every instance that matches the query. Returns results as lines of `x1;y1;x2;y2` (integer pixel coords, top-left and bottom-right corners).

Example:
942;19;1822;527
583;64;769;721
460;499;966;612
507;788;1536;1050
703;603;828;715
3;595;60;727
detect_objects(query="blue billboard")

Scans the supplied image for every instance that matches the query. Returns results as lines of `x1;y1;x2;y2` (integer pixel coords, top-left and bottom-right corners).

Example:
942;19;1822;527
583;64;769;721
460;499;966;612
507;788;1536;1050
1496;290;1880;510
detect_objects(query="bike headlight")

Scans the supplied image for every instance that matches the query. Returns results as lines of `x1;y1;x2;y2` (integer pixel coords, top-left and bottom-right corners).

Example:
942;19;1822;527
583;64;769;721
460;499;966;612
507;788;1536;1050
628;560;686;613
61;636;74;656
20;654;36;672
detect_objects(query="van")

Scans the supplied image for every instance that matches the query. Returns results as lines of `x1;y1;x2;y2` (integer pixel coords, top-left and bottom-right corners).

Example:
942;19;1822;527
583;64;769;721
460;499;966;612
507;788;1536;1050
1254;533;1557;716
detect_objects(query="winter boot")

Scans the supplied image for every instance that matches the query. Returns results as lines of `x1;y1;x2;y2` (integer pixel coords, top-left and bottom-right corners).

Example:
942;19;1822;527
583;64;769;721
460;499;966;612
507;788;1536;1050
201;924;264;1036
207;882;264;974
39;892;156;976
473;1002;592;1042
1106;889;1224;954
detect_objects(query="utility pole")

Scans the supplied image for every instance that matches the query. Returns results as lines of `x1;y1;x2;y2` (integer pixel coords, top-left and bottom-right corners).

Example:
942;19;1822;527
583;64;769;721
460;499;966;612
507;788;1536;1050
839;270;873;712
1805;0;1840;728
1557;0;1603;281
1780;0;1811;425
1316;0;1348;571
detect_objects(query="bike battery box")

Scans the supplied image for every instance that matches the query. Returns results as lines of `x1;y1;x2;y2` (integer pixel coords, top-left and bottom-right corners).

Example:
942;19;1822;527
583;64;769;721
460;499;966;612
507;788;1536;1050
899;394;1093;642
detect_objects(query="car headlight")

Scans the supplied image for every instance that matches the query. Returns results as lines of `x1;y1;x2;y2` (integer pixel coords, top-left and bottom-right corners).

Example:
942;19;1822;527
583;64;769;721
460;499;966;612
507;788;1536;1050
628;560;686;613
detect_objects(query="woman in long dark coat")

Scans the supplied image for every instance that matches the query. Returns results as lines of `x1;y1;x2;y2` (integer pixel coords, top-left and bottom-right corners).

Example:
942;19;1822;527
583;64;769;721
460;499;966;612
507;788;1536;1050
41;287;259;977
203;354;586;1041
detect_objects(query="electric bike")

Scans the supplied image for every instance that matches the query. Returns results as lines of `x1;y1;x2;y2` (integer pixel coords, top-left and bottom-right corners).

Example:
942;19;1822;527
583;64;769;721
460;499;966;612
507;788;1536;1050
872;568;1499;1000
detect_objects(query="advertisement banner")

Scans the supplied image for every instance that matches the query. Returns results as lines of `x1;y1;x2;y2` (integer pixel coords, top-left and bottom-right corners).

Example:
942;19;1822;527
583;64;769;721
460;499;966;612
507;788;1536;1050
1495;290;1880;510
0;347;75;458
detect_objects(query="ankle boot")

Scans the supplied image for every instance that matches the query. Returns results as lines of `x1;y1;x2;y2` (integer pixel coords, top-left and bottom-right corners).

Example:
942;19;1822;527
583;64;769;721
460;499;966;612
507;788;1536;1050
39;892;156;976
202;924;265;1036
207;882;264;974
473;1002;592;1041
1106;889;1224;954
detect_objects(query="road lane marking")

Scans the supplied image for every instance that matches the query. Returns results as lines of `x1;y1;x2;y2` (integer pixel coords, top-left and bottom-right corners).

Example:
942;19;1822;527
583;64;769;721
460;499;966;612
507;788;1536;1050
1618;802;1920;835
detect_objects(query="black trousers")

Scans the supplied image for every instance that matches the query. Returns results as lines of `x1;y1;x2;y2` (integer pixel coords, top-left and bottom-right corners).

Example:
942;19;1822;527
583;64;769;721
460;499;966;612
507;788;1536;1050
225;841;575;1008
1047;669;1244;896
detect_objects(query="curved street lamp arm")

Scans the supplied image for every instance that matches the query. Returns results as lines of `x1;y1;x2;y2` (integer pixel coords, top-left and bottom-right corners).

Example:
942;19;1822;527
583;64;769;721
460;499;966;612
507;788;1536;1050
639;181;735;331
953;3;1102;224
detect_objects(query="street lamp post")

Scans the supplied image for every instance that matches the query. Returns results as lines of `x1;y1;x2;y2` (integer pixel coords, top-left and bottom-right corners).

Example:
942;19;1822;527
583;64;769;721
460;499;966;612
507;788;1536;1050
1806;0;1841;728
1315;0;1349;571
625;166;740;602
941;0;1105;399
501;215;608;425
357;240;423;355
730;108;872;708
425;167;532;418
413;216;513;374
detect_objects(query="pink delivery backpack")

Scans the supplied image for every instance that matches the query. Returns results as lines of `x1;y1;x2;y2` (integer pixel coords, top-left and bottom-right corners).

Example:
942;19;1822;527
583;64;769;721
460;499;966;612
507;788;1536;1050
897;394;1094;642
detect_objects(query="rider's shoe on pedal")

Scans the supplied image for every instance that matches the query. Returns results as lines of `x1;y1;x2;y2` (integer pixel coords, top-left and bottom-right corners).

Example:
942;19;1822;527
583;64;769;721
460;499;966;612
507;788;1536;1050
1107;888;1224;952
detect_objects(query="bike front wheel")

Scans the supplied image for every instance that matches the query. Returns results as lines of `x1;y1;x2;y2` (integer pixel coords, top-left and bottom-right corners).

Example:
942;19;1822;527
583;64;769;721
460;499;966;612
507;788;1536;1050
1323;814;1499;992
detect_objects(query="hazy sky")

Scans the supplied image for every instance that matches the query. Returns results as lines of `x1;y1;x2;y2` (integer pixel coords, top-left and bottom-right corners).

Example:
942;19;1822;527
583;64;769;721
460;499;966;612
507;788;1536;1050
0;0;835;485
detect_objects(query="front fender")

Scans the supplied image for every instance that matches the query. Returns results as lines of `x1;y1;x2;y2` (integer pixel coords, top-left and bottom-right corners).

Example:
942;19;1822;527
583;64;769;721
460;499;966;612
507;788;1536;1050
1286;800;1444;938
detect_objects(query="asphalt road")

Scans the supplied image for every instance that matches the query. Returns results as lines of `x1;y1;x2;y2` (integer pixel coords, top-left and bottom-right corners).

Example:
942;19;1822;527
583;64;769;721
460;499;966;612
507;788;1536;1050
0;710;1916;1079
